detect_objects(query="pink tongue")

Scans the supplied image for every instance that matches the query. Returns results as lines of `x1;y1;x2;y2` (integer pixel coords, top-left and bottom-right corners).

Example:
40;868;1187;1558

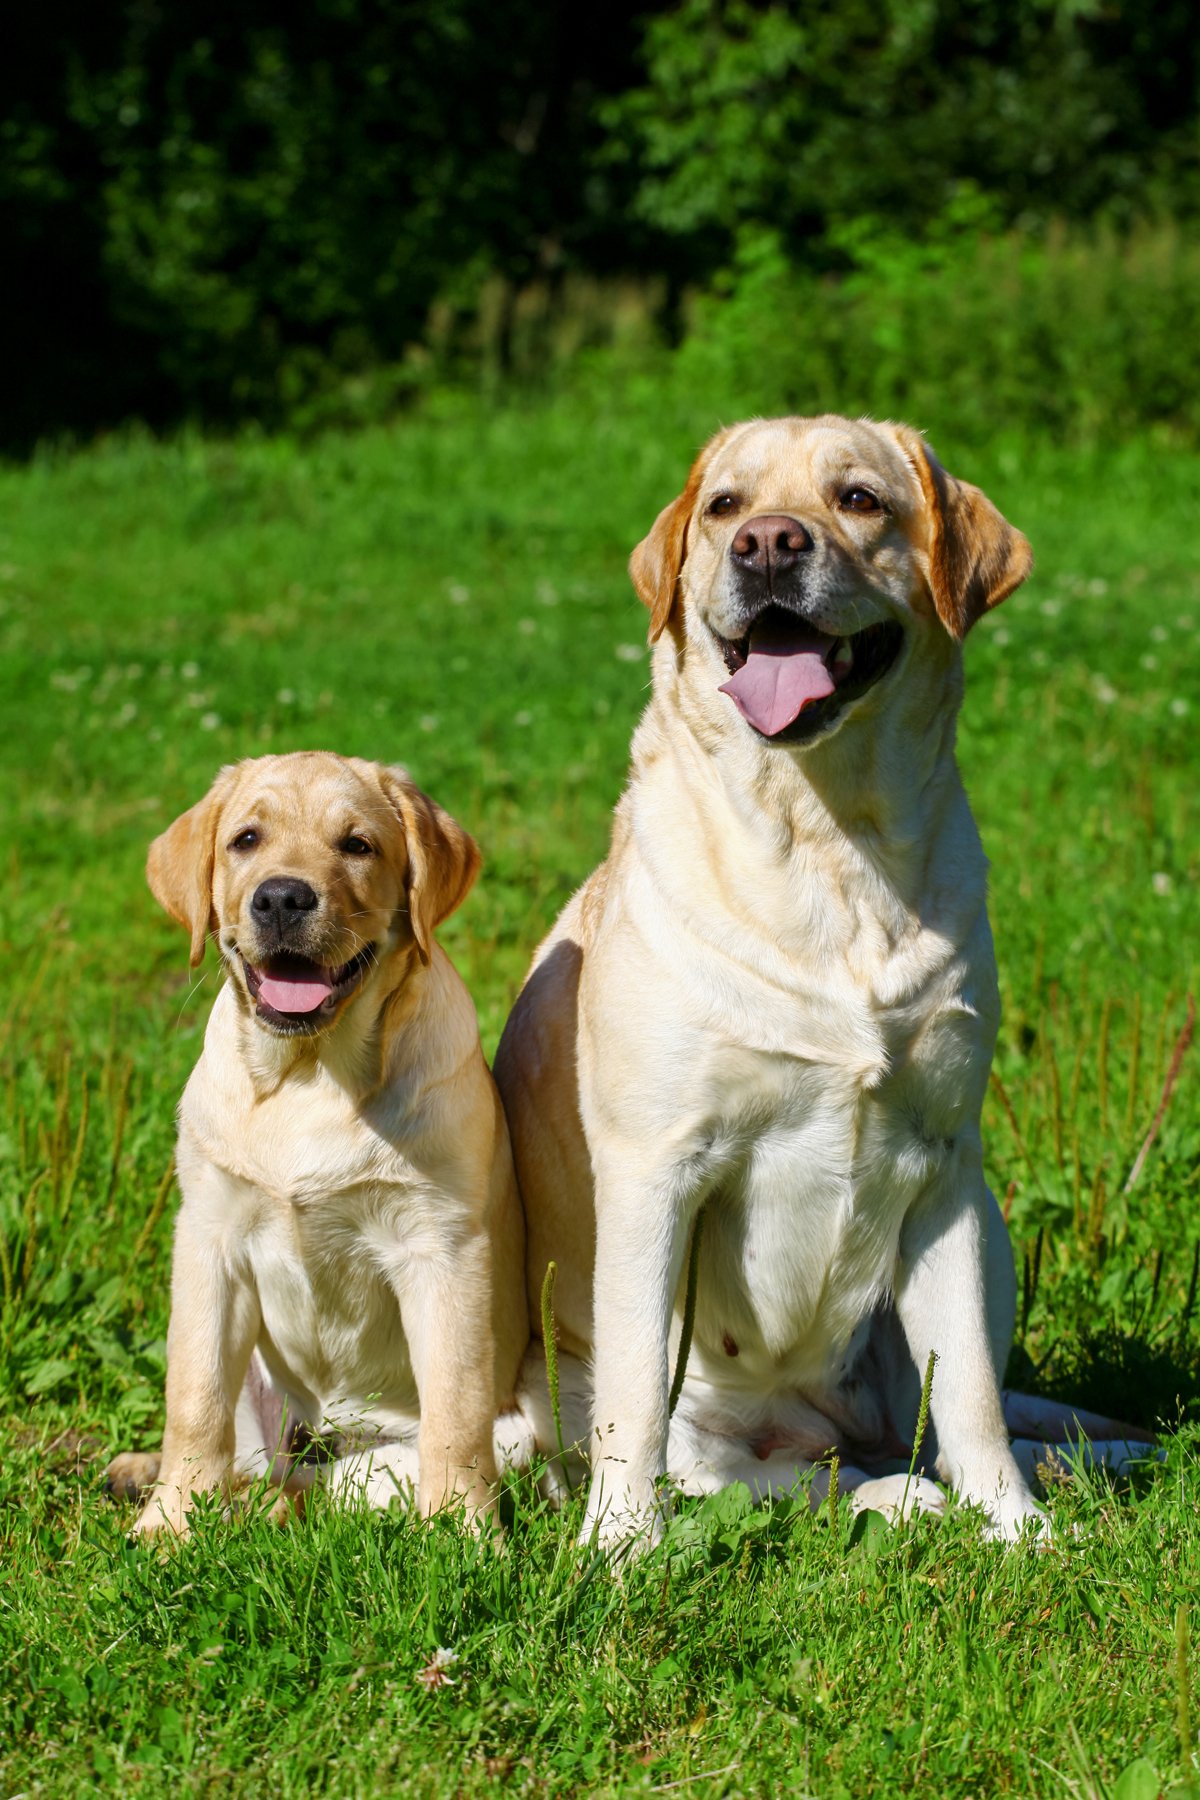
257;969;333;1014
719;625;836;736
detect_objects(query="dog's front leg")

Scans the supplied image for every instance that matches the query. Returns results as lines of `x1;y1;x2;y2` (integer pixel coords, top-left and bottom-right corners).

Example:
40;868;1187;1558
138;1184;261;1539
583;1165;693;1553
395;1231;501;1525
895;1159;1045;1543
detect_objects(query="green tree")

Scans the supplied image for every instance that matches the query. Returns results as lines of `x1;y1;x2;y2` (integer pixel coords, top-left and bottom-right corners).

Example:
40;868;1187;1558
604;0;1200;261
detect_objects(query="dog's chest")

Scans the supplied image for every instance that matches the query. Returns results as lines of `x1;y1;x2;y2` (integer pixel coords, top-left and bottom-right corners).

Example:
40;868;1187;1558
183;1073;442;1408
188;1052;423;1203
244;1182;419;1410
692;981;986;1381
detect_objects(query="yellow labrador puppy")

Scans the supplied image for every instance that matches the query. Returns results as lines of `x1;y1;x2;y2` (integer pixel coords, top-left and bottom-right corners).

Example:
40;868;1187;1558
496;414;1048;1546
111;752;529;1536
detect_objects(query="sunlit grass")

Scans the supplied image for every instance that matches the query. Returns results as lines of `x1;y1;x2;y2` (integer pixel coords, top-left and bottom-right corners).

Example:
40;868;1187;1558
1;396;1199;1793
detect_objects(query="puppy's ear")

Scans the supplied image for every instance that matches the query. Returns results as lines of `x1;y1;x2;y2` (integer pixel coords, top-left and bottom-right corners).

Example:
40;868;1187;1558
629;426;741;641
146;766;240;967
889;425;1033;638
380;769;481;965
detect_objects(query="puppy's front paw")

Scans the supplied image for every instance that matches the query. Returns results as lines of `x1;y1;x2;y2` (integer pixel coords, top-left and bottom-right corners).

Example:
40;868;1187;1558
131;1492;190;1541
104;1451;162;1504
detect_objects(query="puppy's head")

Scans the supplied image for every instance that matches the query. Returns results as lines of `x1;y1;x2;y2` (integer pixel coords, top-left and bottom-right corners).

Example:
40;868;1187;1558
147;753;479;1036
630;415;1032;747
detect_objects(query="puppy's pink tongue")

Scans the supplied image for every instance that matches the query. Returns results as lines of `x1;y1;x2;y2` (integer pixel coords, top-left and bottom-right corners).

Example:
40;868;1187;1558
719;623;836;736
257;968;333;1013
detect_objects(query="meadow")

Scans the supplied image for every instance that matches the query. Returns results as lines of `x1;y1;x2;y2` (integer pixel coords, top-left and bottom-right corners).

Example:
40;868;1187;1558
1;365;1200;1796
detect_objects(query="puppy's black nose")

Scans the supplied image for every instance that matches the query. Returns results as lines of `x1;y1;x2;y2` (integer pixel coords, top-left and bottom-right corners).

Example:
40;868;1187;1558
730;514;813;575
251;877;318;927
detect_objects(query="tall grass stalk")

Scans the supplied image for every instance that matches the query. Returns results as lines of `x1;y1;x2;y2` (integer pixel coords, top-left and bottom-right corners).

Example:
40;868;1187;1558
1087;1169;1108;1256
1125;994;1143;1142
59;1079;88;1227
1097;998;1113;1134
123;1156;176;1278
1125;994;1197;1193
1177;1604;1193;1767
900;1351;938;1525
106;1060;132;1207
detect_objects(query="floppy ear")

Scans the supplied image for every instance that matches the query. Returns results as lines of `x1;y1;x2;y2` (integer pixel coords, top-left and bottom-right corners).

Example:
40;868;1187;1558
889;425;1033;638
379;769;481;965
146;766;240;967
629;426;741;642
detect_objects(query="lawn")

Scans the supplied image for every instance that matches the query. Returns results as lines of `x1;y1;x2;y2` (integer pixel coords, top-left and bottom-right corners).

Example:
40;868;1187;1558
1;377;1199;1796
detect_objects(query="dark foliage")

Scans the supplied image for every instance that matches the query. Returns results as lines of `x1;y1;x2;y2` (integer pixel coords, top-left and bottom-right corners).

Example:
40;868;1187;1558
0;0;662;449
607;0;1200;258
1008;1325;1200;1433
3;0;1200;448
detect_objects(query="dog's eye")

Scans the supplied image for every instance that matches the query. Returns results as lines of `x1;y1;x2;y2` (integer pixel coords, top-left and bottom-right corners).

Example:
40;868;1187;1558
841;487;883;514
707;494;739;517
341;835;374;856
230;830;259;852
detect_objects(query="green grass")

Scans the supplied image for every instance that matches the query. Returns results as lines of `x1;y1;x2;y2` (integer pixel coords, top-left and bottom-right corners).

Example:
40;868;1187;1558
2;380;1200;1795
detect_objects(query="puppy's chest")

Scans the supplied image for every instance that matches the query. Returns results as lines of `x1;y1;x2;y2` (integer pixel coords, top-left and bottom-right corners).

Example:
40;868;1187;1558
192;1078;420;1208
243;1185;418;1407
187;1089;437;1396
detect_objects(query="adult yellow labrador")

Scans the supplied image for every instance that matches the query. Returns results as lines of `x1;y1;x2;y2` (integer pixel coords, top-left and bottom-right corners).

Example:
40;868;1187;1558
108;752;529;1536
497;414;1092;1547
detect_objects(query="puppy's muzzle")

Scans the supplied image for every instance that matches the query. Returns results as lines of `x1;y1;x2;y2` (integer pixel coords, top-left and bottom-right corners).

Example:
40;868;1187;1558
251;876;319;950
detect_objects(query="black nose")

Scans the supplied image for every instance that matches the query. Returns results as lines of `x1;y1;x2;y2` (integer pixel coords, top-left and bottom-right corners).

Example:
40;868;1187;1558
730;513;813;575
251;877;318;928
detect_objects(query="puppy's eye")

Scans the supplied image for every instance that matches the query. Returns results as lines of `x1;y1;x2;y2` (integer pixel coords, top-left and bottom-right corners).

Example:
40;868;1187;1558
707;494;739;517
841;487;883;514
341;835;374;856
230;830;259;852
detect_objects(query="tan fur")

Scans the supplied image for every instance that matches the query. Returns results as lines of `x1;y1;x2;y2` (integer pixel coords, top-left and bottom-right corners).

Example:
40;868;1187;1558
630;425;747;640
497;415;1045;1545
890;426;1033;638
127;752;527;1537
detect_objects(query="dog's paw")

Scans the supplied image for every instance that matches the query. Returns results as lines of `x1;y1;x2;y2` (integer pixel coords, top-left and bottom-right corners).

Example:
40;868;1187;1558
849;1474;946;1525
131;1495;189;1542
577;1491;667;1562
980;1496;1050;1546
266;1490;306;1527
104;1451;162;1504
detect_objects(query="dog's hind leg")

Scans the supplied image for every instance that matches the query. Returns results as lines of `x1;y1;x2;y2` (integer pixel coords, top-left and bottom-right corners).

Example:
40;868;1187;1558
104;1451;162;1504
105;1346;306;1507
666;1413;945;1522
232;1348;322;1495
1000;1391;1157;1446
1009;1434;1166;1492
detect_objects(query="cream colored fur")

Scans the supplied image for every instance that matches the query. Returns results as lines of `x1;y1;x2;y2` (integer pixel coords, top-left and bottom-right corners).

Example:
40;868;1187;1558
495;414;1049;1547
119;752;528;1537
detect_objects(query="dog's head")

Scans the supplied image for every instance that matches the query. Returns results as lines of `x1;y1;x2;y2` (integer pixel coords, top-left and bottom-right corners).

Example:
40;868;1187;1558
147;753;479;1036
630;415;1032;747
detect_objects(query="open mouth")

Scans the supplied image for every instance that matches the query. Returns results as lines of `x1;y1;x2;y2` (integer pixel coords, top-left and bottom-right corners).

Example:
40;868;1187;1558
715;605;904;743
240;948;376;1034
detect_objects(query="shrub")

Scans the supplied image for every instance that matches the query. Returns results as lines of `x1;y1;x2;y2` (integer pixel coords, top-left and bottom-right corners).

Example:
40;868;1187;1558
670;216;1200;447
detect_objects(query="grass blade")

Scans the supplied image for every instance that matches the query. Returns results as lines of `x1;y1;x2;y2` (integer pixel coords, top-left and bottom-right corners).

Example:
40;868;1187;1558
668;1205;705;1419
899;1350;937;1525
1125;993;1196;1192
